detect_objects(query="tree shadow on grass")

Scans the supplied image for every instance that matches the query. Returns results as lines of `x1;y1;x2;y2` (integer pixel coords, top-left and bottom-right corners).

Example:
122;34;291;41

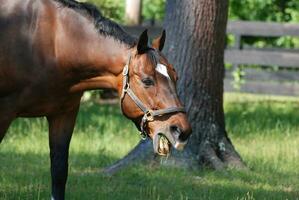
58;165;299;200
0;150;119;200
1;150;298;200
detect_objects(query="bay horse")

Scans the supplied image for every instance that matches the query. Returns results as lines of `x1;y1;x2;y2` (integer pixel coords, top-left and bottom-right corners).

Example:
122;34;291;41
0;0;191;199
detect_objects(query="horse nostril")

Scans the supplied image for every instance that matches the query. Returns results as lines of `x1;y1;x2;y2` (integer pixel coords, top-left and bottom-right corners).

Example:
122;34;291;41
170;125;188;142
178;133;189;142
170;125;180;134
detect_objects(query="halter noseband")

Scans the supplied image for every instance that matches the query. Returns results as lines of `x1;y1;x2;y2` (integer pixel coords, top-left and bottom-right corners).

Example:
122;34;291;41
120;54;185;139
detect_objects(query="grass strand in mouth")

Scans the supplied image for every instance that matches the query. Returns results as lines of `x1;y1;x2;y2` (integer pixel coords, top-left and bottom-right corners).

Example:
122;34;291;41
158;135;170;155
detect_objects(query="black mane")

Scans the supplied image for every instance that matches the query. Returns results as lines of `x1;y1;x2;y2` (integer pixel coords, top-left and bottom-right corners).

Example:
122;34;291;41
54;0;136;46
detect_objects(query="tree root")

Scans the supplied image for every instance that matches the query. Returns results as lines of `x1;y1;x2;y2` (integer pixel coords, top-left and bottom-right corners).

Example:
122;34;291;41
158;149;199;170
103;134;247;175
218;136;247;169
103;138;154;175
199;141;225;170
103;138;198;175
198;137;247;170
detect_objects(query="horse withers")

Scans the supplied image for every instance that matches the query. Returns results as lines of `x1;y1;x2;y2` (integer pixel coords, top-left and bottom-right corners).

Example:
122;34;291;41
0;0;191;199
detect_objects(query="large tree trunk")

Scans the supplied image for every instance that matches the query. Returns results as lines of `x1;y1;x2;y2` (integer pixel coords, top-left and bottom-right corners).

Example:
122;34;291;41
105;0;245;175
163;0;245;170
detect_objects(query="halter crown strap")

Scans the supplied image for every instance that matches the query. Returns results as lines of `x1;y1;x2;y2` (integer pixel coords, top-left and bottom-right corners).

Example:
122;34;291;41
120;53;185;139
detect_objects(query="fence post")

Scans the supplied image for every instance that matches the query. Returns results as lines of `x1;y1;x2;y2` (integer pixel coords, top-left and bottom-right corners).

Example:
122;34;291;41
233;34;242;70
125;0;142;25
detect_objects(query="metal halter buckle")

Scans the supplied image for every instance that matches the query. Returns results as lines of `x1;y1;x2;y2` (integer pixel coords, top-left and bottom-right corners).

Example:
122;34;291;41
140;115;149;140
144;110;154;121
139;131;147;140
123;82;129;92
123;64;129;75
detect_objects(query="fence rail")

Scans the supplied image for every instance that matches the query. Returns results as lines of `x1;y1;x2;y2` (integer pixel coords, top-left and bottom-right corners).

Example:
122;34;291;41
226;21;299;37
224;49;299;68
123;21;299;96
225;21;299;96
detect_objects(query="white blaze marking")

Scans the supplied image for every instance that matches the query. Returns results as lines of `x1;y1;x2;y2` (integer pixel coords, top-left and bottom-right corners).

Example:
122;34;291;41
156;63;170;79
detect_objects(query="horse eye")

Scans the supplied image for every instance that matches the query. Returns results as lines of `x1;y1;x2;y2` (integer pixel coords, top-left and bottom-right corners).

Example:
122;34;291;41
142;78;154;86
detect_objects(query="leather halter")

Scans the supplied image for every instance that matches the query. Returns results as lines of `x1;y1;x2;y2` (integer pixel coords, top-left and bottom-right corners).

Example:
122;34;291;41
120;54;185;139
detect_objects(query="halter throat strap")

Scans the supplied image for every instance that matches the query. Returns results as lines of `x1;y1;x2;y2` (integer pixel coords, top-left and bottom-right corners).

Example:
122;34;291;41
120;54;185;139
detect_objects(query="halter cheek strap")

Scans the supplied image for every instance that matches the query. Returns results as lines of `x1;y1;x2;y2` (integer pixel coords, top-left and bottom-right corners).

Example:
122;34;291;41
120;54;185;139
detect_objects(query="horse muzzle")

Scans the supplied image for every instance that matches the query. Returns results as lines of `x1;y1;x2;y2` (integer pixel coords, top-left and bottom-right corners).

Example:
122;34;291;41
153;125;190;156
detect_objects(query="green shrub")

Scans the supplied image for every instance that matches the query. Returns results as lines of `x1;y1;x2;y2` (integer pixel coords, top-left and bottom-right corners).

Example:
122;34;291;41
142;0;165;22
84;0;166;23
85;0;125;22
229;0;299;48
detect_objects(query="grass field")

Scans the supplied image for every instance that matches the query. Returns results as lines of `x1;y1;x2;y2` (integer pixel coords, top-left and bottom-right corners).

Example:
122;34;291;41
0;93;299;200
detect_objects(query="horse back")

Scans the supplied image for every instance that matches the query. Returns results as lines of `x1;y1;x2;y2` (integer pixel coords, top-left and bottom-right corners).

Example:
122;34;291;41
0;0;82;117
1;0;55;82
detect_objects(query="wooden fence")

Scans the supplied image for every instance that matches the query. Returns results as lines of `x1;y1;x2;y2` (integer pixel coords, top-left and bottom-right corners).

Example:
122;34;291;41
225;21;299;96
123;21;299;96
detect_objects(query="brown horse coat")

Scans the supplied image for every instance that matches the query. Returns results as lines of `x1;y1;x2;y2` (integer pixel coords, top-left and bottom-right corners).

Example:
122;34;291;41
0;0;191;199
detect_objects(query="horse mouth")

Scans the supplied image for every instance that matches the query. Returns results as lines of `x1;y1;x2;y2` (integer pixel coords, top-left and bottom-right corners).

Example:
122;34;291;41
153;131;188;156
156;134;171;156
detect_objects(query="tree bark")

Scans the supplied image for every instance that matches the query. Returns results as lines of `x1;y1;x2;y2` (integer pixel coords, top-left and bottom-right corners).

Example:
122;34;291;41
163;0;245;169
104;0;246;175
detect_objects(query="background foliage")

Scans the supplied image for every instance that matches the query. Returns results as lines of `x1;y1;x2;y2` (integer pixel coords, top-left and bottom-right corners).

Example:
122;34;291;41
83;0;166;23
82;0;299;93
84;0;299;48
82;0;124;22
229;0;299;48
84;0;299;23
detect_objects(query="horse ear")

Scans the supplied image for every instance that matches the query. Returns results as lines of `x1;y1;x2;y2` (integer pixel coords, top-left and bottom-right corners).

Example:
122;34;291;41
152;30;166;51
137;29;149;54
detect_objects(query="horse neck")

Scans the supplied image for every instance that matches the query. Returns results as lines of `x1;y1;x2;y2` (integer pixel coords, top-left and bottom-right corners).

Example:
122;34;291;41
54;8;131;92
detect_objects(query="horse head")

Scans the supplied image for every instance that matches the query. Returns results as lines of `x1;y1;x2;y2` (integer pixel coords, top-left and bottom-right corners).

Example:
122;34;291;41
118;30;192;155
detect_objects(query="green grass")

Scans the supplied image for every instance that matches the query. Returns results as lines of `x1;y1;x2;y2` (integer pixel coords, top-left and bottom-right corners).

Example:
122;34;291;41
1;93;299;200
